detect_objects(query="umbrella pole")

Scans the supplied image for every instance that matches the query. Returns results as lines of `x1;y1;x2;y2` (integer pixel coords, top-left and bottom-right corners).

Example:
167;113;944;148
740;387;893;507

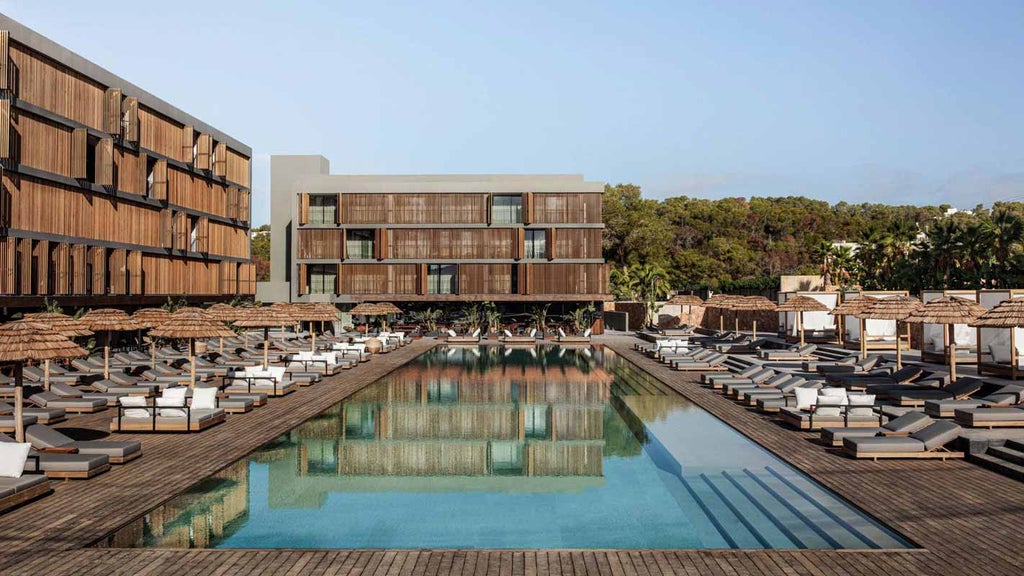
264;327;270;370
753;320;758;340
799;311;805;347
734;312;739;333
837;314;844;346
948;323;957;383
14;363;24;443
190;339;197;389
719;313;724;333
44;359;50;392
1012;328;1018;381
219;337;224;355
151;338;157;369
105;331;111;380
895;321;903;369
860;318;867;359
311;326;316;353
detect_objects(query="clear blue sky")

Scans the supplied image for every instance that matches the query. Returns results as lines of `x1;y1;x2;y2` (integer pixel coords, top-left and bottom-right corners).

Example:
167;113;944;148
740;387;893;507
4;1;1023;224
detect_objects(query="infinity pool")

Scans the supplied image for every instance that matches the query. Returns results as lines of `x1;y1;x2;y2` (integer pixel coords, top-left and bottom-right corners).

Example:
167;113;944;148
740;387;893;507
99;345;909;550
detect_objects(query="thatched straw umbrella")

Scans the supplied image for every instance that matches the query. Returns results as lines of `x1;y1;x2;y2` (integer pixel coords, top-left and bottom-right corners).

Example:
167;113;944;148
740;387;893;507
971;299;1024;380
905;296;985;382
730;296;777;338
149;312;235;388
233;307;296;369
704;294;738;332
351;302;402;331
856;296;923;368
23;312;92;390
0;320;87;442
81;309;143;380
828;296;877;346
291;303;339;352
666;294;704;325
206;304;247;354
131;308;172;368
776;295;829;347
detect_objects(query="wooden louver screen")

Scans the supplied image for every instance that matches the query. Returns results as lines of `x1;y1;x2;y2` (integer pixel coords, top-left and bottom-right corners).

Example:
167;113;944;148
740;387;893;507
515;228;525;260
522;192;534;225
298;193;310;226
17;238;31;295
219;261;237;294
0;238;15;294
418;263;427;295
239;190;250;223
108;248;127;295
181;125;194;164
70;129;88;179
213;141;227;177
52;243;70;295
103;88;122;134
71;244;87;294
89;247;106;295
297;263;308;295
0;31;8;92
226;186;239;220
95;137;114;186
173;211;189;251
195;133;212;170
335;193;343;225
121;97;139;142
546;228;556;260
335;263;343;295
159;209;173;248
33;239;49;295
128;250;143;295
0;99;9;160
196;216;210;253
151;159;168;200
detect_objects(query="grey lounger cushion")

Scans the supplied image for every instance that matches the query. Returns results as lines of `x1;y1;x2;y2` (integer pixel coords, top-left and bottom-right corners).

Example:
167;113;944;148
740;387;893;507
0;402;65;423
0;414;38;429
843;435;924;454
953;407;1024;424
30;391;106;411
25;452;110;474
821;412;933;445
0;474;49;499
26;424;141;461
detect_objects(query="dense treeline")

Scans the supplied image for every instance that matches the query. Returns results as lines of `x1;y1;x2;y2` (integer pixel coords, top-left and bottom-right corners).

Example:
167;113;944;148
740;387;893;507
603;183;1024;294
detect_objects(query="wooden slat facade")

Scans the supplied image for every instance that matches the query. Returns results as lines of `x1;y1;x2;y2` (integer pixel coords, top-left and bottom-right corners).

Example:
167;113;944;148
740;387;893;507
0;25;254;304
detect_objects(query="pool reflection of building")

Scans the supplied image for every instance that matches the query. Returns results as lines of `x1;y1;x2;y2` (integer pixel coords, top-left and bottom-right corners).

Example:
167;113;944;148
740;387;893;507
95;460;250;548
269;346;612;508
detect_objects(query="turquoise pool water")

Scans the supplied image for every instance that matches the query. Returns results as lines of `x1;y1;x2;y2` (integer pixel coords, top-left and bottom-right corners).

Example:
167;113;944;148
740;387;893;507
101;345;909;550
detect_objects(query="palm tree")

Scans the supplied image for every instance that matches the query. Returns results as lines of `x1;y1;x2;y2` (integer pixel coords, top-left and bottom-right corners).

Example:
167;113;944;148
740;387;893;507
633;263;671;328
990;209;1023;287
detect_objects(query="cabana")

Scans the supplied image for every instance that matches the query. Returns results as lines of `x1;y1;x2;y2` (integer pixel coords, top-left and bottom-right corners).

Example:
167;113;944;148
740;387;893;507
976;289;1024;379
777;292;838;342
920;290;979;365
842;290;910;353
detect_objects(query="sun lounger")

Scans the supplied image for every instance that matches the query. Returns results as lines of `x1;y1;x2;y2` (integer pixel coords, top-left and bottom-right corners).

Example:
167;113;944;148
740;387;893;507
287;351;351;375
842;420;963;460
758;344;817;361
1;433;111;478
0;413;38;433
779;388;881;430
801;356;857;372
924;385;1024;417
26;424;142;464
739;378;817;407
953;405;1024;428
0;473;51;513
22;365;80;385
29;391;106;413
48;382;122;407
672;353;728;371
87;379;158;397
820;411;933;447
0;400;65;425
555;328;592;343
817;355;882;375
705;367;775;390
714;338;768;354
827;365;923;389
110;389;226;432
701;365;762;386
882;377;985;407
723;372;795;398
224;366;298;397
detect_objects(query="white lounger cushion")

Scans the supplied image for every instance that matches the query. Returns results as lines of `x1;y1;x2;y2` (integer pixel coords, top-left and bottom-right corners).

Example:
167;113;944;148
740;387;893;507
558;328;567;338
192;387;218;411
120;396;150;419
447;330;457;337
0;442;31;478
847;394;876;417
794;387;818;411
156;397;187;418
503;330;514;338
471;328;481;338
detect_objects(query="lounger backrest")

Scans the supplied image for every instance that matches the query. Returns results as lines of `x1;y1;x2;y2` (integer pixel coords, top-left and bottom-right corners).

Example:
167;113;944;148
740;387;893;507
858;356;880;370
909;420;962;450
29;392;60;406
735;366;760;378
777;378;807;392
883;411;933;433
797;344;817;355
889;366;923;382
750;369;776;383
25;424;73;449
268;366;286;381
706;353;726;366
50;383;82;398
763;373;792;387
946;378;984;398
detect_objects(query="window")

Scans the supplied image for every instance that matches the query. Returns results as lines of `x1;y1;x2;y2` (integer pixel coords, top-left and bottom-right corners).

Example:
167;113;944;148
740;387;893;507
189;218;199;252
427;264;458;294
491;195;522;224
523;405;549;439
524;229;546;259
490;442;523;475
344;405;375;439
308;264;336;294
346;229;375;259
309;195;338;225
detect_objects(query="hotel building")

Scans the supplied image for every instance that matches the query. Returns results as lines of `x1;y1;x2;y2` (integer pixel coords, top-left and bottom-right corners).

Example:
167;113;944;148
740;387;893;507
259;155;610;309
0;15;254;310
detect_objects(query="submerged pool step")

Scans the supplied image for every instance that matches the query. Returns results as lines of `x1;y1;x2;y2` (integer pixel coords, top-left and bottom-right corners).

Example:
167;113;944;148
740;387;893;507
674;467;906;550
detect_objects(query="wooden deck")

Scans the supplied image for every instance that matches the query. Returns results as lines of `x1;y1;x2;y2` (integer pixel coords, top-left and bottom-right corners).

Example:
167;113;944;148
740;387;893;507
1;336;1022;575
